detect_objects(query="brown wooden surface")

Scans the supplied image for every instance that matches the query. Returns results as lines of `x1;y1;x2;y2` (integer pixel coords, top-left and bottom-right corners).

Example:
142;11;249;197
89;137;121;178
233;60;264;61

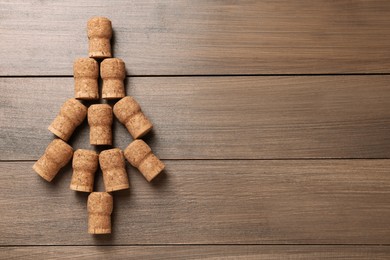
1;76;390;160
1;0;390;258
1;0;390;76
1;160;390;245
3;246;390;259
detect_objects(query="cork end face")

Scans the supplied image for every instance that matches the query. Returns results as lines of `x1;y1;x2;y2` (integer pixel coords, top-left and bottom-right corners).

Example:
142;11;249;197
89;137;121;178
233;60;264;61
70;184;93;193
105;183;129;192
75;94;99;100
102;92;126;100
89;52;112;59
75;91;99;100
33;163;54;182
48;125;69;141
88;228;111;234
90;139;112;146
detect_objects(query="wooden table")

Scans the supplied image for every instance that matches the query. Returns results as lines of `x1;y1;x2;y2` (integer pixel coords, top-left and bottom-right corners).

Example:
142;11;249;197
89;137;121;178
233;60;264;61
1;1;390;258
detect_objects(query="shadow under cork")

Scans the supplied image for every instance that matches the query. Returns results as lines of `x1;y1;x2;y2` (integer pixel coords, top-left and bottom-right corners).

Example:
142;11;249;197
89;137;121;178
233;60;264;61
50;161;73;188
97;76;104;101
111;28;116;58
140;128;157;148
124;76;130;93
150;169;168;188
67;118;89;150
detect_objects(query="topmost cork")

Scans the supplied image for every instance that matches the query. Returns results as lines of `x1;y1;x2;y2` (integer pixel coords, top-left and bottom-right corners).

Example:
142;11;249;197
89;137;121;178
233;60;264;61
87;17;112;59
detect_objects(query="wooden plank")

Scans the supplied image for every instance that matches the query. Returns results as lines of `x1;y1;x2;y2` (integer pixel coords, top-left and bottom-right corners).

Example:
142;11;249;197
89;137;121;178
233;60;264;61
1;0;390;76
1;160;390;245
2;246;390;259
1;76;390;160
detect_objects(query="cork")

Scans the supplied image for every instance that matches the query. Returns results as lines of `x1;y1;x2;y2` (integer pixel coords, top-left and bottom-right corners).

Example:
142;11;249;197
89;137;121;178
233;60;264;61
73;58;99;100
87;17;112;58
48;98;87;141
33;139;73;182
101;58;126;99
124;140;165;182
88;104;113;145
70;149;99;192
113;96;153;139
87;192;113;234
99;148;129;192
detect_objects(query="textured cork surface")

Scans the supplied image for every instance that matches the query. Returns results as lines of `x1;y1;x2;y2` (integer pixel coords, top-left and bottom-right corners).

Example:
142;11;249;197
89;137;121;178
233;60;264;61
99;148;129;192
32;139;73;182
70;149;98;192
87;17;112;58
3;2;390;256
48;98;87;141
73;58;99;100
124;140;164;182
101;58;126;99
87;104;113;145
87;192;113;234
113;96;153;139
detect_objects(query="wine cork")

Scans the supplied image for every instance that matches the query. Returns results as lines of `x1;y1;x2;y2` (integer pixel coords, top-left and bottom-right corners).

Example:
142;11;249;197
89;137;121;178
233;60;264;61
124;140;164;182
101;58;126;99
87;192;113;234
113;96;153;139
48;98;87;141
99;148;129;192
87;17;112;58
73;58;99;100
33;139;73;182
70;149;98;192
88;104;113;145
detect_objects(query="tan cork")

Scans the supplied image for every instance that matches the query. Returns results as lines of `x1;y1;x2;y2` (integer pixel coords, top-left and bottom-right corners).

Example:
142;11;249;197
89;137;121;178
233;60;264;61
87;17;112;58
33;139;73;182
88;104;113;145
99;148;129;192
113;96;153;139
73;58;99;100
87;192;113;234
70;149;99;192
48;98;87;141
101;58;126;99
124;140;165;182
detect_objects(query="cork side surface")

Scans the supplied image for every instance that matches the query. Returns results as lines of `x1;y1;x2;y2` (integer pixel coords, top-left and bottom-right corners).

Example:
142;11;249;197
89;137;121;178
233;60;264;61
124;139;151;167
87;17;112;58
33;139;73;182
125;112;153;139
88;104;113;146
139;153;165;182
99;148;129;191
113;96;140;124
87;192;113;234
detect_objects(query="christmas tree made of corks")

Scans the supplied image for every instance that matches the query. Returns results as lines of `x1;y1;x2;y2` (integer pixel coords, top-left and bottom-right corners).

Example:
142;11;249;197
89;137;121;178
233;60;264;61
32;17;165;235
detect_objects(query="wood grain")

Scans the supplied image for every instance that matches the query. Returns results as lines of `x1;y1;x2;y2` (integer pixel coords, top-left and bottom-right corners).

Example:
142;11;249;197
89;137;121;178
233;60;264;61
1;160;390;245
1;0;390;76
2;246;390;259
1;76;390;160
